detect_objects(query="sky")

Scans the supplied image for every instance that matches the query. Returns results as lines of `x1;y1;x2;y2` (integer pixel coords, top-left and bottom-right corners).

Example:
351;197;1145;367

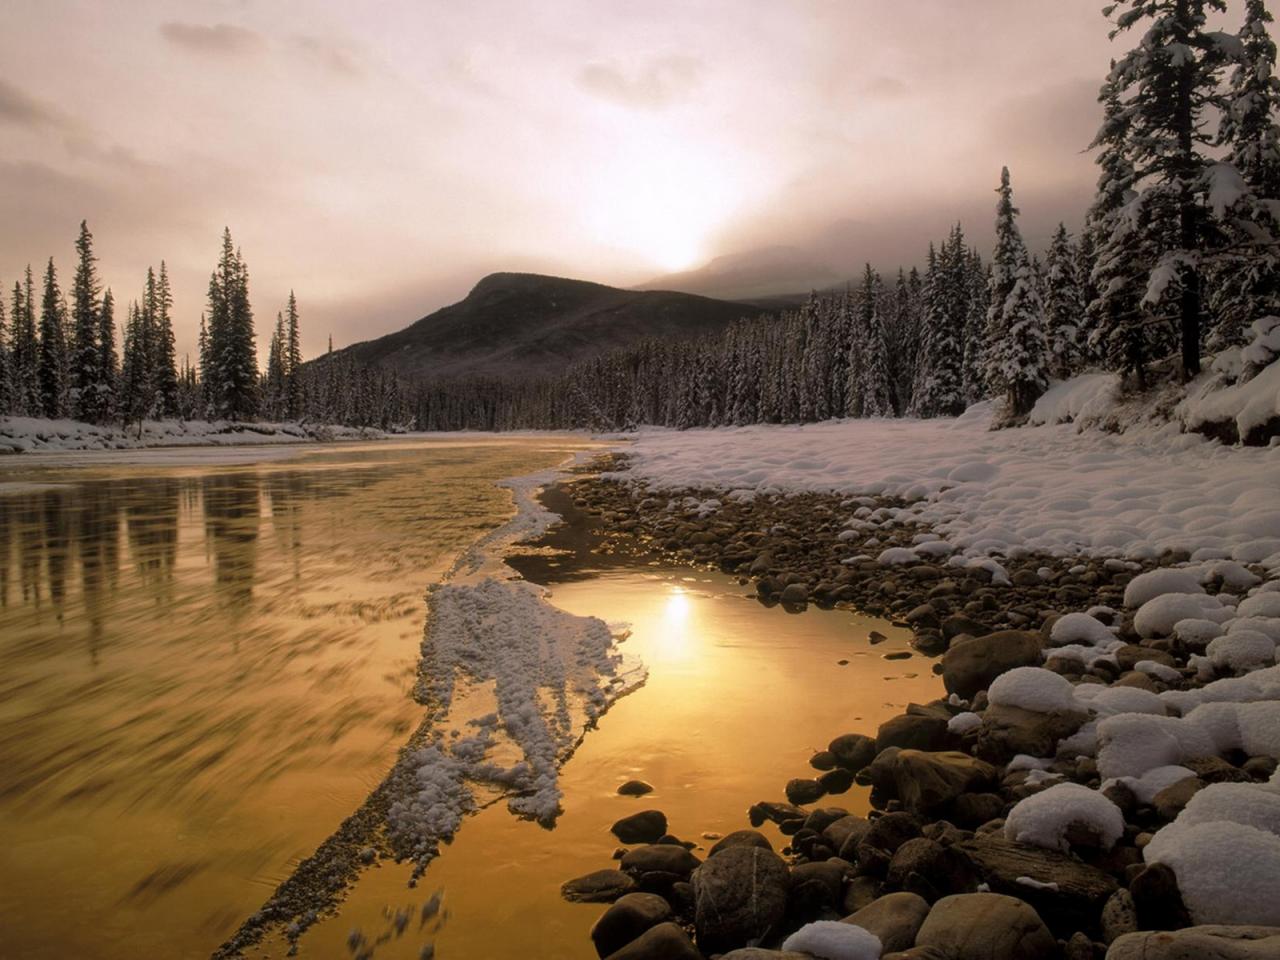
0;1;1242;362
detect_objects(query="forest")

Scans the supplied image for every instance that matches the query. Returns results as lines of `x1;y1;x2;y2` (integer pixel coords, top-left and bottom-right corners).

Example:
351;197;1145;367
1;1;1278;434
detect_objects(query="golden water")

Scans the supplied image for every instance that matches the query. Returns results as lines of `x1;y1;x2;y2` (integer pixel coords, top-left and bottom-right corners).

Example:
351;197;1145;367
0;438;591;960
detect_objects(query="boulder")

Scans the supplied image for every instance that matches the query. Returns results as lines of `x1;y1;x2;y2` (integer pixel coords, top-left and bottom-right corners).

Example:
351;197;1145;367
1106;925;1280;960
876;713;950;753
1129;862;1192;932
692;845;790;953
942;630;1044;699
854;811;923;876
915;893;1058;960
786;778;826;805
860;749;998;817
829;733;878;773
954;834;1118;937
611;810;668;844
620;845;701;880
709;829;773;858
590;893;672;957
886;837;978;902
602;922;701;960
617;780;654;797
842;891;931;953
562;869;638;903
823;815;871;854
1101;888;1138;944
976;702;1089;764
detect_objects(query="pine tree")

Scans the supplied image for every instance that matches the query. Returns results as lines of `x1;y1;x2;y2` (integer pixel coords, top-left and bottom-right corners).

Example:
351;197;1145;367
70;221;104;422
1044;223;1085;379
961;251;991;402
857;265;895;417
1206;0;1280;349
985;167;1048;418
152;262;179;417
119;301;148;427
285;290;303;420
97;289;117;421
265;311;286;420
910;244;965;417
205;229;259;420
1105;0;1234;380
0;293;10;415
10;274;39;415
38;258;67;418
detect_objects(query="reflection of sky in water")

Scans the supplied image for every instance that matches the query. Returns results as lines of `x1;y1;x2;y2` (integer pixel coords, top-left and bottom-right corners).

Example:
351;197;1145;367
0;440;585;960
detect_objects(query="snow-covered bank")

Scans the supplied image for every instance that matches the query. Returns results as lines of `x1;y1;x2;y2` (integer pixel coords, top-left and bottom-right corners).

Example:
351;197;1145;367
613;405;1280;569
0;415;388;453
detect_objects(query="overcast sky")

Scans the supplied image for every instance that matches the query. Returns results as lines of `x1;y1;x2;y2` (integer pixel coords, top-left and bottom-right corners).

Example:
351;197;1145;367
0;1;1244;361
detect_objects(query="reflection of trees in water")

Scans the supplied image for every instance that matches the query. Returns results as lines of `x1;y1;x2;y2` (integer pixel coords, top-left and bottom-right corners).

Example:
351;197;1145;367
76;485;122;663
42;490;72;614
125;478;179;598
202;474;261;611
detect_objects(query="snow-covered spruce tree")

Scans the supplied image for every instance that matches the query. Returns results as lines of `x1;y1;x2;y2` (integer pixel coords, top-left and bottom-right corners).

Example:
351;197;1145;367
985;167;1048;418
0;295;9;415
1075;228;1102;365
96;288;117;422
264;312;286;420
1207;0;1280;349
1044;223;1085;378
151;263;179;418
38;258;67;418
798;293;832;422
910;243;966;417
119;301;148;428
857;265;896;417
285;290;303;420
70;221;105;423
9;272;40;415
205;229;259;421
1104;0;1236;381
962;251;991;403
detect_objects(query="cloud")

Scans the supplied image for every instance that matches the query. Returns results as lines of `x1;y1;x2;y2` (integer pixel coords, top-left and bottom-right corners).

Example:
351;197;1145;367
159;22;262;57
863;76;908;100
0;77;69;131
291;35;364;79
578;54;702;109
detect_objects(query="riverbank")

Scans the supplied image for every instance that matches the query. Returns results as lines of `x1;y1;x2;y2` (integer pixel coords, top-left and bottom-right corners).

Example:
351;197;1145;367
553;447;1280;959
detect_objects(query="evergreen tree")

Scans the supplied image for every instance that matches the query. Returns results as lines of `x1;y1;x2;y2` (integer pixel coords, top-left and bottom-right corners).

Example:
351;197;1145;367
985;167;1048;417
97;289;117;421
70;221;104;422
152;262;180;417
285;290;303;420
119;301;148;427
910;244;965;416
1044;223;1085;379
265;311;287;420
10;273;40;415
0;294;9;415
857;265;895;417
205;229;259;420
38;258;67;418
961;252;991;402
1105;0;1234;380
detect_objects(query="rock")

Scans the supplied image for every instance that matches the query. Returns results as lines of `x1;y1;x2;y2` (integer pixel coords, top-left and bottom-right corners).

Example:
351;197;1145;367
976;702;1089;764
590;893;673;957
1106;925;1280;959
842;876;883;914
709;830;773;858
791;860;847;905
819;767;855;794
1152;778;1205;821
620;845;701;880
1063;931;1094;960
952;792;1005;828
829;733;878;773
779;582;810;604
692;846;790;953
823;815;870;853
720;952;811;960
803;808;852;835
602;921;700;960
1130;862;1192;932
944;614;992;641
786;778;826;805
749;801;807;827
854;811;923;875
811;750;837;771
1101;888;1138;944
954;834;1118;937
562;869;638;903
886;837;978;902
915;893;1058;960
876;713;950;753
617;780;654;797
842;891;931;953
941;630;1045;699
1181;756;1251;784
612;810;668;844
862;749;998;817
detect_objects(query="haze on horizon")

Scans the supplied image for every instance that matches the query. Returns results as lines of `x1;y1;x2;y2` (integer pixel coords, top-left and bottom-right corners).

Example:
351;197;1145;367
0;0;1213;361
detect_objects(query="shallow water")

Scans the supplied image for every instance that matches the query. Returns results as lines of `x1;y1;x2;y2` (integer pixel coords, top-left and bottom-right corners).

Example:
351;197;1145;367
0;438;591;960
275;567;940;960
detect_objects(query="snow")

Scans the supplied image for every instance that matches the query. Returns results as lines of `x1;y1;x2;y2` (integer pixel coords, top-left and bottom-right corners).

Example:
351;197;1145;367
947;711;983;734
1180;356;1280;440
0;414;386;453
1095;714;1217;780
781;921;881;960
1207;630;1277;672
613;412;1280;565
1144;820;1280;925
987;667;1079;714
1048;612;1117;647
1003;782;1124;852
1076;685;1167;718
1027;374;1119;426
1123;569;1204;608
1134;593;1229;639
1238;592;1280;618
1104;765;1197;804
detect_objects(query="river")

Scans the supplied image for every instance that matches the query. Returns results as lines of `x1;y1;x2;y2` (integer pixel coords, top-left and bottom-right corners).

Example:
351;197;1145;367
0;437;939;960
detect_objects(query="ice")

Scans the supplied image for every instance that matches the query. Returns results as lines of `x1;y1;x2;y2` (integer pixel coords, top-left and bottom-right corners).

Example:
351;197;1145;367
781;921;881;960
1003;782;1124;852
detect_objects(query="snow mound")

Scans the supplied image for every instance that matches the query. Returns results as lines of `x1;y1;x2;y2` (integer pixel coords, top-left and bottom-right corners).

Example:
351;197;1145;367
1134;593;1229;639
1207;631;1277;673
1049;612;1116;647
781;921;881;960
1028;374;1120;426
1124;569;1205;608
947;711;982;734
1239;592;1280;619
1095;714;1217;780
1145;820;1280;925
1003;782;1124;852
987;667;1079;714
1104;765;1196;804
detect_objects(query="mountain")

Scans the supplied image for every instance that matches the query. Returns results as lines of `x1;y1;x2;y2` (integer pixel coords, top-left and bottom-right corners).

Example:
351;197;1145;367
637;246;840;301
327;272;770;381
